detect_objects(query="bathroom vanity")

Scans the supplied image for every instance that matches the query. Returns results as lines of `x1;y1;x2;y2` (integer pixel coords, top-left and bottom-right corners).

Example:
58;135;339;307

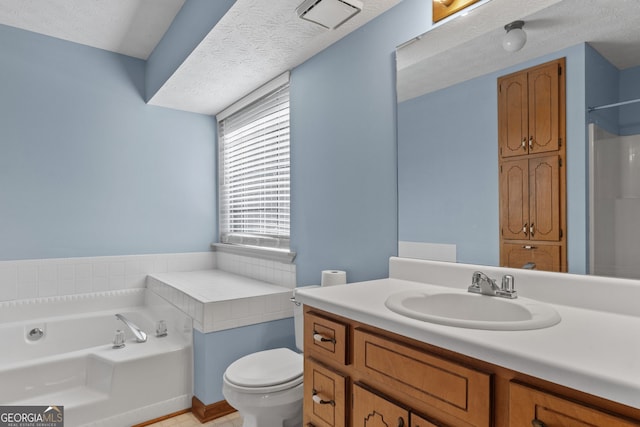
295;257;640;427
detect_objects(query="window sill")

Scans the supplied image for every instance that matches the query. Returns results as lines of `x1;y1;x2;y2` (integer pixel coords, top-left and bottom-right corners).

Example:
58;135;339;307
211;243;296;264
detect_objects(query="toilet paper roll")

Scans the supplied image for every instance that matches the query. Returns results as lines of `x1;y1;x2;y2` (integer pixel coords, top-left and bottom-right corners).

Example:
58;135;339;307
321;270;347;287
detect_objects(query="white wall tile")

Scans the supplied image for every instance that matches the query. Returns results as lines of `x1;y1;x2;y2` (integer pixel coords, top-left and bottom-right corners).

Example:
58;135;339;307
38;280;58;298
0;252;216;303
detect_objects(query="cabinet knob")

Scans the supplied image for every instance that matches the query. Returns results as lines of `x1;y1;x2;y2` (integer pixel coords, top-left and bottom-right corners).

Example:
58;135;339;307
312;389;335;406
522;137;527;150
313;332;336;344
523;223;529;236
529;136;534;149
530;223;535;237
532;419;546;427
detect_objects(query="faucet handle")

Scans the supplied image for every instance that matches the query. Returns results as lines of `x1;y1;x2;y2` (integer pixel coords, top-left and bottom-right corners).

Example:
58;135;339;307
497;274;517;299
501;274;515;292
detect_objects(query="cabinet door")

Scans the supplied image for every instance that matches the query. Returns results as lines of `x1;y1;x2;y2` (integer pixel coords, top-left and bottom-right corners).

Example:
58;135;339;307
353;383;409;427
500;158;529;239
528;61;561;154
529;155;561;241
501;243;561;271
498;72;529;158
304;358;347;427
510;382;638;427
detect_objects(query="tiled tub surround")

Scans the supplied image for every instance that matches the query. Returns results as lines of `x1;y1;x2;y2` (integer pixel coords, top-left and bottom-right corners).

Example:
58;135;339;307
147;269;295;333
296;257;640;410
0;252;216;302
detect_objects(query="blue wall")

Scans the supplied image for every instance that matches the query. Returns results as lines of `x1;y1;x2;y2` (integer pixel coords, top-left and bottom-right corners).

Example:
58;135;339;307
0;24;217;260
398;45;589;273
398;73;499;266
290;0;431;286
194;318;295;405
585;45;640;136
619;66;640;135
585;45;620;135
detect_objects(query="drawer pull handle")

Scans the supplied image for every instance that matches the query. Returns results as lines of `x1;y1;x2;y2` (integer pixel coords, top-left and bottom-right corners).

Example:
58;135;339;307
313;332;336;344
397;417;405;427
312;390;335;406
532;420;546;427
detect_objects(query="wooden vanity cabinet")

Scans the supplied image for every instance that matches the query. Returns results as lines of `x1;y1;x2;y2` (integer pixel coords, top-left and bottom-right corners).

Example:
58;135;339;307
498;58;566;272
303;306;640;427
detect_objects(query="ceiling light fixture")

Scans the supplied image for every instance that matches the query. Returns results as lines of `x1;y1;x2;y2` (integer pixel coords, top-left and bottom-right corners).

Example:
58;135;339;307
503;20;526;52
297;0;363;30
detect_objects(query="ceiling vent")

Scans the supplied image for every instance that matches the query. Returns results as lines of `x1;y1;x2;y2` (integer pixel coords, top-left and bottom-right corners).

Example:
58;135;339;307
297;0;363;30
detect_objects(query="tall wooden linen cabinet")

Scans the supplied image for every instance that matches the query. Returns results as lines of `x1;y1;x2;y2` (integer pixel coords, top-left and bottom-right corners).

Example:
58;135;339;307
498;58;567;272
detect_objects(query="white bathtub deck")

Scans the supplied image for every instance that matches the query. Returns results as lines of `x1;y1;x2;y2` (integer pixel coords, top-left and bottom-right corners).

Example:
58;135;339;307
148;269;294;333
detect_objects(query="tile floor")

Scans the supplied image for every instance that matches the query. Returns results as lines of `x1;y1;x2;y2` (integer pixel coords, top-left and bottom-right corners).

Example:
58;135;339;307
147;412;242;427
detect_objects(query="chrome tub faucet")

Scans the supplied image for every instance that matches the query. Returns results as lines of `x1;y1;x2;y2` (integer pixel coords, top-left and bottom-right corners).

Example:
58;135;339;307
115;313;148;343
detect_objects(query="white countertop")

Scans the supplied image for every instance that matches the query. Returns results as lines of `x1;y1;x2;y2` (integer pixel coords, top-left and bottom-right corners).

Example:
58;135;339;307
295;277;640;409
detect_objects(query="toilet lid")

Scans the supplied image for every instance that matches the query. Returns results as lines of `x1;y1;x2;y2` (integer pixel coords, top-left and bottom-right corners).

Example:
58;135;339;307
225;348;303;388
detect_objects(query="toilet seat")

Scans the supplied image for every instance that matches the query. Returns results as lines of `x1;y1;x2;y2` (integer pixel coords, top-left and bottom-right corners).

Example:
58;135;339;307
224;348;303;394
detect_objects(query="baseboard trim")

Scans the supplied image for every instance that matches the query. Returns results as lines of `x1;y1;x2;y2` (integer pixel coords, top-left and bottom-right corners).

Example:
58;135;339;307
191;397;237;423
131;409;191;427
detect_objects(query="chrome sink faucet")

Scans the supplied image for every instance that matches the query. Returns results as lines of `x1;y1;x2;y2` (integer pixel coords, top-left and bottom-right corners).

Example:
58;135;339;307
115;313;148;343
468;271;518;299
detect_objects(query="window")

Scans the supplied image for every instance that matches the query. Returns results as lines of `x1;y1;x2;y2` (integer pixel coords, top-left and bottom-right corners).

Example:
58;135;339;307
218;73;290;251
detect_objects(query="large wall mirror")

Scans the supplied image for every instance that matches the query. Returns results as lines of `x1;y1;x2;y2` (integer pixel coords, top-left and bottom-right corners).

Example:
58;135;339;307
396;0;640;279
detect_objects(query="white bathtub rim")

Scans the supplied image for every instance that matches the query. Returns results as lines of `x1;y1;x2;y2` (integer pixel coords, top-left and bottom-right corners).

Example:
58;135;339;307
0;289;147;325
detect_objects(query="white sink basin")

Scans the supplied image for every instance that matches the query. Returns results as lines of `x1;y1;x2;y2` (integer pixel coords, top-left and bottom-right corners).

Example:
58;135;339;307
385;290;561;331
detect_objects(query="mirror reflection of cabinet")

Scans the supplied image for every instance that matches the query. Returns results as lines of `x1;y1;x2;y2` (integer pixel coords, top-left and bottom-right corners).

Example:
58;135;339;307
500;155;561;241
498;58;566;272
498;61;561;158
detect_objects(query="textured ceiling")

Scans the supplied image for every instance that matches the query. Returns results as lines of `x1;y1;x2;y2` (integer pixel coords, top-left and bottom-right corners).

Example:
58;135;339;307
397;0;640;102
0;0;185;59
0;0;399;115
147;0;401;115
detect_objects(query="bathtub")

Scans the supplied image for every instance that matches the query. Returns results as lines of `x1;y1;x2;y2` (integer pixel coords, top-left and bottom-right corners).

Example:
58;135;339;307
0;289;193;427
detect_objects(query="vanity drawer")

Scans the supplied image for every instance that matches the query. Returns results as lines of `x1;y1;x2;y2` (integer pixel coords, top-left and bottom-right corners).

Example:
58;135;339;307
353;328;491;427
304;358;347;427
305;311;348;365
509;382;639;426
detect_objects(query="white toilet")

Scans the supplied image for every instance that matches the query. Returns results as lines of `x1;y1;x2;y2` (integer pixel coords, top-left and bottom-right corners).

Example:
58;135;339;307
222;291;305;427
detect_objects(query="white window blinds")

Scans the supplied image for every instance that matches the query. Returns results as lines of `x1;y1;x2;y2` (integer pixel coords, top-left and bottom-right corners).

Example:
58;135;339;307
218;78;290;250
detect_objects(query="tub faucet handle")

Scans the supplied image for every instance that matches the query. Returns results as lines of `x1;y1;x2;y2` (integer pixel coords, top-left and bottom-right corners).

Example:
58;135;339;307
113;329;126;349
156;320;168;338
